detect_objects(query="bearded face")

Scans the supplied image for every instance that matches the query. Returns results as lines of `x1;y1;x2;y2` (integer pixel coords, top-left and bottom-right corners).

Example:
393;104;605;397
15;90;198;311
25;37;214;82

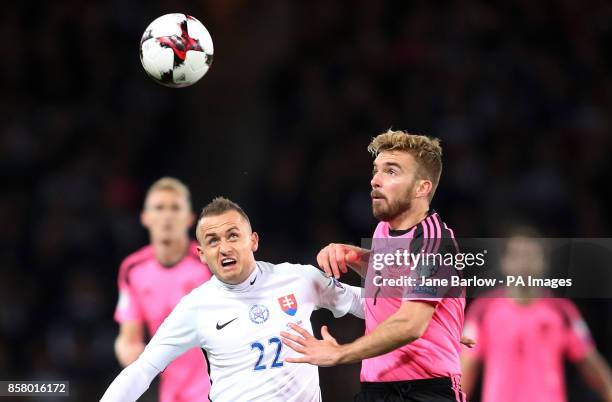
370;151;420;222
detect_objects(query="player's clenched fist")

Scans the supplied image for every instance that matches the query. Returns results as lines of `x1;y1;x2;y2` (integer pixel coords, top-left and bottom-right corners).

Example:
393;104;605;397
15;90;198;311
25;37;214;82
316;243;369;279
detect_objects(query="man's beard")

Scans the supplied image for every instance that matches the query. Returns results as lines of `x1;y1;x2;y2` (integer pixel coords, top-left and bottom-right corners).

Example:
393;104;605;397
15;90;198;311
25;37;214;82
372;185;414;222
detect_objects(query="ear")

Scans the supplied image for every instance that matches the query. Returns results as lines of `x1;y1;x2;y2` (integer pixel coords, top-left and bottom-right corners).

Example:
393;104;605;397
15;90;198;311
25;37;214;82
415;179;433;199
250;231;259;252
140;210;150;229
187;212;196;228
196;245;207;264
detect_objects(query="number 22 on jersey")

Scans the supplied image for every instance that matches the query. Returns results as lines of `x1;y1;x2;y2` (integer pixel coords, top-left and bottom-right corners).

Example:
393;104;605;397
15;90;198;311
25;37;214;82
251;337;284;370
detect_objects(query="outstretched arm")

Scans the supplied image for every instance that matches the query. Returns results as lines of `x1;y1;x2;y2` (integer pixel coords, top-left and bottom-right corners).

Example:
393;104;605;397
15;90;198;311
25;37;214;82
101;298;201;401
317;243;370;278
100;358;159;402
281;300;434;366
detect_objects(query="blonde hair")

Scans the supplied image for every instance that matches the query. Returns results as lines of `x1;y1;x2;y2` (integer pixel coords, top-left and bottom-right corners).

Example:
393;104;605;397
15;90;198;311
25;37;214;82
368;130;443;201
144;177;192;209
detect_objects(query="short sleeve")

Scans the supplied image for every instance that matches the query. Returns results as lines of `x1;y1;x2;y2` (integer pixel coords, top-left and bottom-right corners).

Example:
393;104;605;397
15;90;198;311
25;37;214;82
305;265;364;319
557;300;594;362
114;260;145;323
402;234;459;304
140;294;201;372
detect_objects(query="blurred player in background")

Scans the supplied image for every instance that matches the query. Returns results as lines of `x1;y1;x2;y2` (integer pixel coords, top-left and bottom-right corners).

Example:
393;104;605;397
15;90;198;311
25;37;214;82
282;131;468;402
101;197;364;402
113;177;212;402
461;227;612;402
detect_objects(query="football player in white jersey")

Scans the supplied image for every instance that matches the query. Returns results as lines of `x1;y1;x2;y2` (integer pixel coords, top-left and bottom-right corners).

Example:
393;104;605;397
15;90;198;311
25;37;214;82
100;197;364;402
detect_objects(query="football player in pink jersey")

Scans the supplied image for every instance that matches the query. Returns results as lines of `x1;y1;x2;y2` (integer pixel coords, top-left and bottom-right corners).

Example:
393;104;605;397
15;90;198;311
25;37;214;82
461;228;612;402
113;177;212;402
282;130;470;402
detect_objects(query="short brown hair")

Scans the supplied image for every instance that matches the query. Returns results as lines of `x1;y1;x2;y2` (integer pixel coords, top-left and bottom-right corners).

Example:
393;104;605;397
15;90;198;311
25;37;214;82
368;130;443;201
198;196;251;227
145;177;192;209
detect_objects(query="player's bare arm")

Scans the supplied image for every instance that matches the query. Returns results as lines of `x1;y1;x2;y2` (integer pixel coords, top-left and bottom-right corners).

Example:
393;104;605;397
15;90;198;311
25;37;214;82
460;353;481;396
281;300;435;366
114;321;146;367
576;350;612;402
317;243;370;278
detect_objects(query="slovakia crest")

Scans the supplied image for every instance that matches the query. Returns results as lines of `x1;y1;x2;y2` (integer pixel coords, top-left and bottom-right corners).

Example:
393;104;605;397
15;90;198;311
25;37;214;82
249;304;269;324
278;294;298;316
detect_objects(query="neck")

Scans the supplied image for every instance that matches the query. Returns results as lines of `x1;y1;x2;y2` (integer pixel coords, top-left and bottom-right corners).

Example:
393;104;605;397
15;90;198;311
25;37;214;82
152;236;190;267
388;203;430;231
509;286;541;303
217;263;257;288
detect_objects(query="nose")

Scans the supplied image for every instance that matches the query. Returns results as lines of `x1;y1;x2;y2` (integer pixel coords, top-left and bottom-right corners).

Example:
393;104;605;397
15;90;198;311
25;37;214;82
219;239;233;255
371;171;381;189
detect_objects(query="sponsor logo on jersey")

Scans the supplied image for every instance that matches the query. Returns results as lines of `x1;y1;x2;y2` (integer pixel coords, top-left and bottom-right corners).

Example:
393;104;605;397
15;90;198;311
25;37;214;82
216;317;238;330
249;304;269;324
278;294;298;316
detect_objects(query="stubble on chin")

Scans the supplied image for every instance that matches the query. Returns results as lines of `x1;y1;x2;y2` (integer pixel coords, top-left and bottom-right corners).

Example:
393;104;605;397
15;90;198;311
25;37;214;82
372;197;412;222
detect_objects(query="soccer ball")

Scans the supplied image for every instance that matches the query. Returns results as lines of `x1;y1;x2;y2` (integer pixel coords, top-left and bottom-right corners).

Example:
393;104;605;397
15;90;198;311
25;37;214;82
140;13;214;88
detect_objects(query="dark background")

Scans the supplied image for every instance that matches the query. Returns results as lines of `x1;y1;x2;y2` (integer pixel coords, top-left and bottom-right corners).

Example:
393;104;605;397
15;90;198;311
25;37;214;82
1;0;611;401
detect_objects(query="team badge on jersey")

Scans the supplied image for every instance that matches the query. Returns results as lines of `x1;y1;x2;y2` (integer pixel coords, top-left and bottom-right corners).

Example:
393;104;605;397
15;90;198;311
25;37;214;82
249;304;269;324
278;294;298;316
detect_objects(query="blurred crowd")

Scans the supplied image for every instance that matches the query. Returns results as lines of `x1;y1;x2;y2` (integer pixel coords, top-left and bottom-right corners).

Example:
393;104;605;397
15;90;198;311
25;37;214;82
1;0;611;400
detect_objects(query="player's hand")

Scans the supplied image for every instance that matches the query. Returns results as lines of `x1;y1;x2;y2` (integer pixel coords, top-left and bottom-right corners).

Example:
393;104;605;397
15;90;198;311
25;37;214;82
281;324;343;367
460;336;476;348
316;243;362;279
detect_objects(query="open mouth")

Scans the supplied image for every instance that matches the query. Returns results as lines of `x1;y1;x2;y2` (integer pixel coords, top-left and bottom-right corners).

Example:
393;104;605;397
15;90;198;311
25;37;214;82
220;258;237;269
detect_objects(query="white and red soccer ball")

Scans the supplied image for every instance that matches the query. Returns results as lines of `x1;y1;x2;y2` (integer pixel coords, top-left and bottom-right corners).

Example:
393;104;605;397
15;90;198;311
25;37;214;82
140;13;214;88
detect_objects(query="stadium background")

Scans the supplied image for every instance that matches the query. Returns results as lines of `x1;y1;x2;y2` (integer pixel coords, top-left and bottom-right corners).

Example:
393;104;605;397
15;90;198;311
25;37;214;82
1;0;611;400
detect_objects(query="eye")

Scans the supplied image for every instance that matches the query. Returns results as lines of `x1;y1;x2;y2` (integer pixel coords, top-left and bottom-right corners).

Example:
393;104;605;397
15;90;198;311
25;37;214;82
229;233;239;240
385;168;396;175
208;238;219;246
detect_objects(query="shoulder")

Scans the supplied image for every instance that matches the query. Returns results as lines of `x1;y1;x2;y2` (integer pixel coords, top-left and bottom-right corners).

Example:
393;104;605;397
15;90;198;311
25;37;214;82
258;261;324;281
177;280;217;308
465;289;506;322
373;221;388;236
120;245;154;268
414;212;456;240
544;298;583;325
118;245;154;282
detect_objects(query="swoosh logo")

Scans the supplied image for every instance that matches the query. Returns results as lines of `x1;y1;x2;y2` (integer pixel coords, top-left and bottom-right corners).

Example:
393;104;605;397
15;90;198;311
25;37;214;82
216;317;238;330
250;276;257;285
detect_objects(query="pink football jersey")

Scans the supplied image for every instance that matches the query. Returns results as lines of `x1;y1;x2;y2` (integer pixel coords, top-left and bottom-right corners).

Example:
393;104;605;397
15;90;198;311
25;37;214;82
463;294;594;402
362;212;466;392
115;241;212;402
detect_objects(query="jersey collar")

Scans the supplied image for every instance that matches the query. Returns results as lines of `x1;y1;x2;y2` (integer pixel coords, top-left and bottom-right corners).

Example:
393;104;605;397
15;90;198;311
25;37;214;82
213;264;259;292
388;209;437;237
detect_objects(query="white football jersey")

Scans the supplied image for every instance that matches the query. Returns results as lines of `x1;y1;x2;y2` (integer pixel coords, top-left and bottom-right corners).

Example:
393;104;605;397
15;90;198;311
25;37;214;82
140;261;364;402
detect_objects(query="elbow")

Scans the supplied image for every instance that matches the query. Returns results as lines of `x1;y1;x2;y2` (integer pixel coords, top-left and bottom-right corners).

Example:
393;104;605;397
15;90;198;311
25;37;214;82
411;323;429;340
401;320;429;342
114;336;144;367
